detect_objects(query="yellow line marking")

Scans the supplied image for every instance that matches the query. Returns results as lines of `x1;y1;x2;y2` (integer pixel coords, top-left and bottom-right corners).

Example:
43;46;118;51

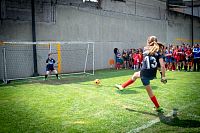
176;38;200;42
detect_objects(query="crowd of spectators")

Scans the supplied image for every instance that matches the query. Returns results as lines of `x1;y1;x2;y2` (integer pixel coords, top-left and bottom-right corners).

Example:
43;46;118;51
114;43;200;72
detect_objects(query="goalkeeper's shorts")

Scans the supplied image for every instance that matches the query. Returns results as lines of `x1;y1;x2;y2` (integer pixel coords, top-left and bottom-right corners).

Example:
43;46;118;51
46;66;55;71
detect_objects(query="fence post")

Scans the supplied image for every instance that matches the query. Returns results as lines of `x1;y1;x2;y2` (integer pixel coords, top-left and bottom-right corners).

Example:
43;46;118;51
3;47;7;84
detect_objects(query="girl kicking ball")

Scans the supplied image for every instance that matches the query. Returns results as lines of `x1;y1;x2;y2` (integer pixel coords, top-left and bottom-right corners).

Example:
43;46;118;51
115;36;167;113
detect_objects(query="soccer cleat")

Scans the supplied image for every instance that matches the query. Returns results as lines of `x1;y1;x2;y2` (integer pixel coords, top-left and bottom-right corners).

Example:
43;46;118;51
57;77;60;80
161;78;167;84
172;109;178;117
115;84;124;91
156;107;164;113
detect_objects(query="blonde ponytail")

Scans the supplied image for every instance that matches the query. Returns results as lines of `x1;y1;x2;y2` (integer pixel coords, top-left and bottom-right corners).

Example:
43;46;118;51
149;42;160;55
146;36;164;55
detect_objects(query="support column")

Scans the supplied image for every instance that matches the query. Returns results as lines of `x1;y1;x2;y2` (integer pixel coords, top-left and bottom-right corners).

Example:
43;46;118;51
31;0;38;76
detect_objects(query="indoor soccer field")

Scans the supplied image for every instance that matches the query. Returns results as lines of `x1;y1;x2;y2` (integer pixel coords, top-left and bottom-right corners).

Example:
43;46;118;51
0;69;200;133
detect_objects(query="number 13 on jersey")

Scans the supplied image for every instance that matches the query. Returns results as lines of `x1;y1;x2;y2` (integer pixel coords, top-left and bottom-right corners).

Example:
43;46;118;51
144;56;157;69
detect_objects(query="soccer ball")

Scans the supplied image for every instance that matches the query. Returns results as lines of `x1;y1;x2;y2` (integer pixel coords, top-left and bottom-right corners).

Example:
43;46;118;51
94;79;100;85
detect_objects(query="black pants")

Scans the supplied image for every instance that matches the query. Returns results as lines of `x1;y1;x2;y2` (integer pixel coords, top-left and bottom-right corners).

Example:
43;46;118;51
193;58;200;71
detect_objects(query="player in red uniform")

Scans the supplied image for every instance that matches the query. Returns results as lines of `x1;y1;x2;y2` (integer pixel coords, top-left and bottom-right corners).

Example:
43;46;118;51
185;45;193;71
165;47;173;71
132;49;140;70
176;46;183;71
138;48;143;69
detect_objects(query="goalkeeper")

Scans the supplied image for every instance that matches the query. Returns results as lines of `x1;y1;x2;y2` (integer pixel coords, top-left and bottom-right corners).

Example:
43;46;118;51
115;36;167;113
45;53;60;80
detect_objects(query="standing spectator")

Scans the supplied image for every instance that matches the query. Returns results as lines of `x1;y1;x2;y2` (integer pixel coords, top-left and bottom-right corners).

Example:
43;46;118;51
193;44;200;71
170;45;176;71
185;45;193;71
177;45;184;71
116;49;123;70
172;45;178;71
165;47;172;71
138;48;143;69
114;48;120;70
132;49;140;70
181;44;188;71
122;49;129;69
128;49;133;69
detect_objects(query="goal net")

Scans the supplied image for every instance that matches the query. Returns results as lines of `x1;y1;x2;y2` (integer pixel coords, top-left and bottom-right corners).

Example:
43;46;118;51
0;41;94;83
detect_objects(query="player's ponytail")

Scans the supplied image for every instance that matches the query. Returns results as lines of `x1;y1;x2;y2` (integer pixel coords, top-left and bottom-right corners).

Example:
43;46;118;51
147;36;164;55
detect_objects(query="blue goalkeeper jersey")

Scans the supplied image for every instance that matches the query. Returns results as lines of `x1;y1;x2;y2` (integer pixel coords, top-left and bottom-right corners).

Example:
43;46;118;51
46;58;56;68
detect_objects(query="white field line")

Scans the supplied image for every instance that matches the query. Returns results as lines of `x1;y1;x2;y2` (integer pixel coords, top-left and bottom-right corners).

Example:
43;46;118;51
127;100;200;133
128;118;159;133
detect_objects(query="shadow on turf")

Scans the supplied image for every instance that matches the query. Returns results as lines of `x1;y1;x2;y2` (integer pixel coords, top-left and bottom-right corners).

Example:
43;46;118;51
126;108;200;128
116;89;139;94
134;85;158;90
158;111;200;128
125;108;157;116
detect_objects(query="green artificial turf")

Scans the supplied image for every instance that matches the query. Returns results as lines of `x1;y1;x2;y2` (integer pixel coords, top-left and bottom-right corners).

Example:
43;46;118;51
0;69;200;133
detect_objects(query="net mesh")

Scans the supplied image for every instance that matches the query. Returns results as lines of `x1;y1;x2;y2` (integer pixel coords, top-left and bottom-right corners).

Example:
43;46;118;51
0;42;94;82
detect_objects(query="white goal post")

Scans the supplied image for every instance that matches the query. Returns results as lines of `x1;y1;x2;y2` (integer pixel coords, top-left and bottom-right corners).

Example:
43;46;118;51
0;41;95;83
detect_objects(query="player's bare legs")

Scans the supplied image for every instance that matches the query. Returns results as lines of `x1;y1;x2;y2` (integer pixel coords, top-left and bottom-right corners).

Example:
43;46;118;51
45;70;59;80
45;71;50;80
52;70;60;79
115;71;140;90
146;85;163;113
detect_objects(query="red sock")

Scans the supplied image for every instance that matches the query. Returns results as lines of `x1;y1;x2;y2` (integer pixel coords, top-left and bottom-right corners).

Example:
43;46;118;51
150;96;160;108
122;79;134;88
165;64;168;69
172;65;175;70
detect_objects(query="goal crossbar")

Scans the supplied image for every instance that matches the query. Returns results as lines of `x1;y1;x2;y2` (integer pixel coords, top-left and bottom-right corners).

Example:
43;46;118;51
2;41;95;45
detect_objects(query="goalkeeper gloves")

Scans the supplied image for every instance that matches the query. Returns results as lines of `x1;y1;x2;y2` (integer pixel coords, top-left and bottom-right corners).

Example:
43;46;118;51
161;77;167;84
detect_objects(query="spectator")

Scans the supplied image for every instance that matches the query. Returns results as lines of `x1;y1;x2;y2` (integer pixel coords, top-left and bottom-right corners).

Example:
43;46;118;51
193;44;200;71
122;49;129;69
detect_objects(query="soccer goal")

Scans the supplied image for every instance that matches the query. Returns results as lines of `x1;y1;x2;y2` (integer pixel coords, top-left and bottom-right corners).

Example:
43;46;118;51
0;41;95;83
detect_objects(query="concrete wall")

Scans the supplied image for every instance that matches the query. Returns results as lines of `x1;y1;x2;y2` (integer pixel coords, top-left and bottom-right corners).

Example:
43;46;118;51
167;12;200;45
0;0;200;80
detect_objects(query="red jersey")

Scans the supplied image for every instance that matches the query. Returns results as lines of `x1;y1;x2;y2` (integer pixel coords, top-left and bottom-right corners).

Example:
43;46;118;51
133;53;140;65
173;49;180;61
185;49;192;59
179;48;185;61
139;53;143;63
